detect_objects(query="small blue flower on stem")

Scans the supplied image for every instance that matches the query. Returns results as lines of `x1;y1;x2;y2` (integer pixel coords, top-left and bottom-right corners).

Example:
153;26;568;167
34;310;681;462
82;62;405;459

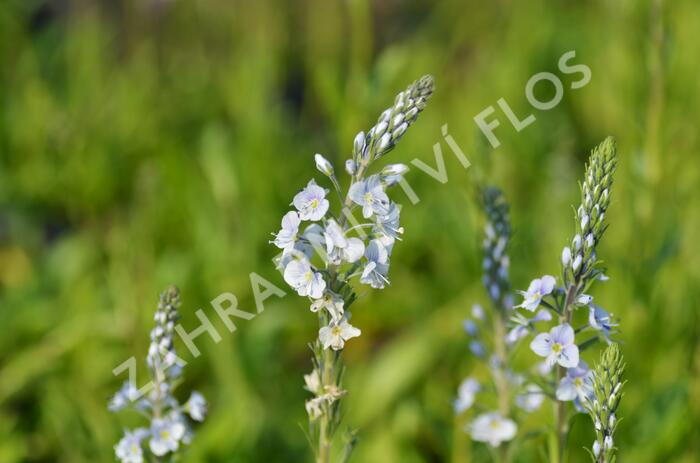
115;429;148;463
148;418;186;457
515;275;556;312
530;323;579;368
360;239;390;288
293;179;329;221
348;175;390;218
589;305;618;343
283;258;326;298
271;211;301;252
556;361;593;402
454;378;480;413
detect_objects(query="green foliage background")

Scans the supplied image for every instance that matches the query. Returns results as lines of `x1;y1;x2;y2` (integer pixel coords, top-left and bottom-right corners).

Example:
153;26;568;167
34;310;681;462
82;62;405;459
0;0;698;461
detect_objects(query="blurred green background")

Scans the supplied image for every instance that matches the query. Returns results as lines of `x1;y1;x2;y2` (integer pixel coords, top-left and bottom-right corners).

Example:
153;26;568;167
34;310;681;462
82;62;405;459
1;0;698;461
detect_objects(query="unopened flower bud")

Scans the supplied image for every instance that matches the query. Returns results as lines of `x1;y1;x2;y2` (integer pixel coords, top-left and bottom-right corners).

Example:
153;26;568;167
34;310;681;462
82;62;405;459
314;154;334;177
562;246;572;266
353;131;366;156
572;255;583;271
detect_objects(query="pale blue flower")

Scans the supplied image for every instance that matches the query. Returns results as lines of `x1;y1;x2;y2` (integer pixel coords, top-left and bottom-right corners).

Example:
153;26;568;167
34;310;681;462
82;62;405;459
506;309;551;345
149;418;186;457
589;305;618;343
516;275;556;311
454;377;480;413
348;175;390;218
516;384;545;412
185;392;207;422
374;203;404;239
505;325;528;345
324;219;365;264
283;258;326;298
556;361;593;402
115;428;148;463
530;323;579;368
319;319;361;350
360;239;390;288
293;179;329;221
469;412;517;447
109;382;139;412
272;211;301;252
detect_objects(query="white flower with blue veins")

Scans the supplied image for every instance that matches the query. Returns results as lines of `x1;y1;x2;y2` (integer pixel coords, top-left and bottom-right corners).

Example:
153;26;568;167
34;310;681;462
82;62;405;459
324;219;365;264
185;392;207;422
530;323;579;368
318;319;361;350
148;418;186;457
293;179;329;221
556;361;593;402
469;412;517;447
284;258;326;299
454;377;480;413
516;275;556;311
348;175;390;218
115;428;148;463
272;211;301;252
360;239;390;289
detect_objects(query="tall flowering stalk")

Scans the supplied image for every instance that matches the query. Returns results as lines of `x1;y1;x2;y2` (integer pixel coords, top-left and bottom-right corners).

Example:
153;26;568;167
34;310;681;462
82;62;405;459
512;137;620;463
271;75;434;462
584;343;625;463
456;187;547;461
109;286;207;463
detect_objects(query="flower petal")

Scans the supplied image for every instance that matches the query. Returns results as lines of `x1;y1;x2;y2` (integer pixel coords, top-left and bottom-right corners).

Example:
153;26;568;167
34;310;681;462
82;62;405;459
559;344;580;368
530;333;552;357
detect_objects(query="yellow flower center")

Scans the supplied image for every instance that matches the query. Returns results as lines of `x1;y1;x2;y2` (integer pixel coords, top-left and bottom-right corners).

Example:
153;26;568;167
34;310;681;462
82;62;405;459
364;192;373;203
304;271;313;282
552;343;562;354
574;378;583;387
160;430;170;440
489;420;501;429
310;199;319;209
332;326;343;336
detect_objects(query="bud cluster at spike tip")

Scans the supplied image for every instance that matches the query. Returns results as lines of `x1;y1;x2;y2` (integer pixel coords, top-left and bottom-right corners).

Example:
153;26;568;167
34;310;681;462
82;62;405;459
353;75;435;166
147;285;181;373
562;137;617;285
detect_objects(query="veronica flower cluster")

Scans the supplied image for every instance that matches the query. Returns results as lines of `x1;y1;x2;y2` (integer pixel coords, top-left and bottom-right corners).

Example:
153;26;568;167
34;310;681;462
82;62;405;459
584;343;625;463
510;137;620;460
456;187;549;453
271;75;434;462
109;286;206;463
